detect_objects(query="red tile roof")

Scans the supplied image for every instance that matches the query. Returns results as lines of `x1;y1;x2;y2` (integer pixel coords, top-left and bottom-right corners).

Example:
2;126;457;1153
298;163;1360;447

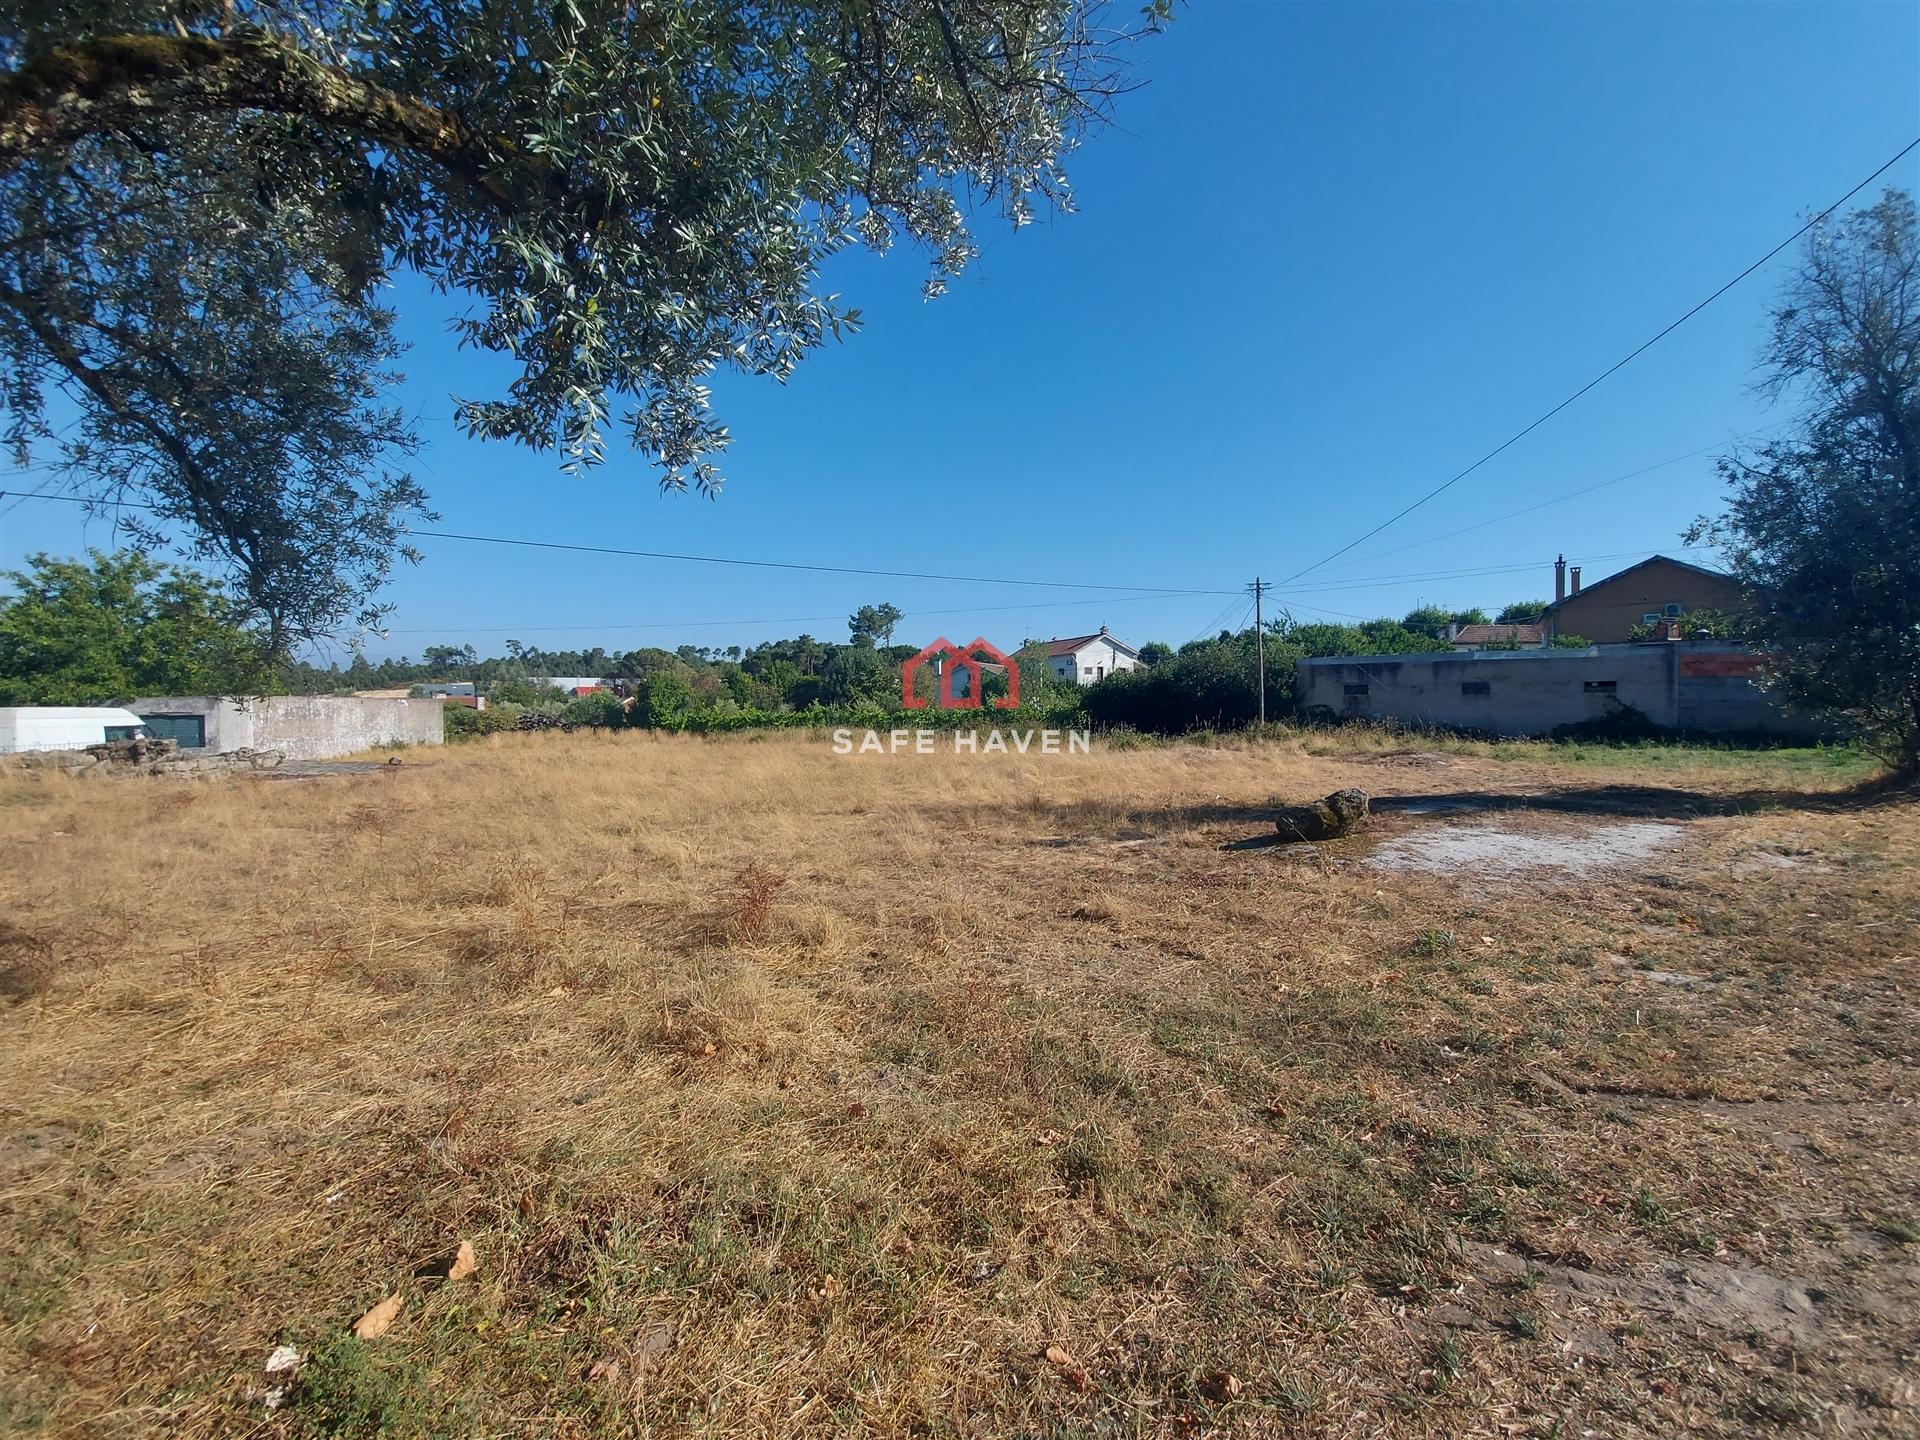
1046;632;1105;659
1452;623;1545;647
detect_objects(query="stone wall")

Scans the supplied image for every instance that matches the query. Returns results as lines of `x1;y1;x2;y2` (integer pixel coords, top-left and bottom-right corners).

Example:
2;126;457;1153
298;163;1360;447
0;739;284;779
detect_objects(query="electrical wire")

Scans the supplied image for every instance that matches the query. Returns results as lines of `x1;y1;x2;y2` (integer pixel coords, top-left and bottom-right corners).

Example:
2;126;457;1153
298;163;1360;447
1269;546;1717;595
0;491;1237;599
1274;134;1920;588
0;489;1719;626
407;527;1234;596
380;587;1212;637
1308;426;1784;575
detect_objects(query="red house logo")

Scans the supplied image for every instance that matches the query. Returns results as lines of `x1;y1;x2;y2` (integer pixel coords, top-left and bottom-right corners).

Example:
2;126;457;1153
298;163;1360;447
901;637;1021;711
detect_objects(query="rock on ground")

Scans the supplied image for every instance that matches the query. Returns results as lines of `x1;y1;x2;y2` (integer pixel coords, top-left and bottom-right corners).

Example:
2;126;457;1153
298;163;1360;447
1273;788;1370;842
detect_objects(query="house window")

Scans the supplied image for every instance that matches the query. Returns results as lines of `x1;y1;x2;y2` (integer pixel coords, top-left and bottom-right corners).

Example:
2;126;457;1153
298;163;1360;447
141;714;205;747
104;725;143;742
1083;666;1094;676
1584;680;1617;693
1461;681;1490;696
1663;603;1684;617
1343;683;1369;696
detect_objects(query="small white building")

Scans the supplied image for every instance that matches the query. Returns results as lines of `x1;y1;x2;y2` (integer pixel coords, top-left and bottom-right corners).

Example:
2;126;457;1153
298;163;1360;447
0;706;149;753
1044;627;1142;686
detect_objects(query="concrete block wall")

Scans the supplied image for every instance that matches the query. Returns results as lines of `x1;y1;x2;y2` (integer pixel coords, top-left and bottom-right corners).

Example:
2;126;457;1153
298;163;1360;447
1295;644;1830;740
134;696;444;759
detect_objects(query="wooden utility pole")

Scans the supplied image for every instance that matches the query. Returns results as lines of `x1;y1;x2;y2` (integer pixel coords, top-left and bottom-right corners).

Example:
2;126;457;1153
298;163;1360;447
1253;577;1266;727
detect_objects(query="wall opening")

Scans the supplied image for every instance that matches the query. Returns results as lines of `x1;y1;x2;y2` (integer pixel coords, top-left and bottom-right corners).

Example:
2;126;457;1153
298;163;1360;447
140;714;206;747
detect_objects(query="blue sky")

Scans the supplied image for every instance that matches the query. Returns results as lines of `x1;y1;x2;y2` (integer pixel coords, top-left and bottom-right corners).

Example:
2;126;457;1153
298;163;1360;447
4;1;1918;661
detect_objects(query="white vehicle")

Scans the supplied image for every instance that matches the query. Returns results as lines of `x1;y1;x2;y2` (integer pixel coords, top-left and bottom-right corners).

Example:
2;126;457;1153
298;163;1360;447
0;707;149;754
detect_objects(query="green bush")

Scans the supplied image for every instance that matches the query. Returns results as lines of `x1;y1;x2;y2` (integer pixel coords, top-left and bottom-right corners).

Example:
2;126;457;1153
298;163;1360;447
443;703;514;741
562;693;623;727
1082;643;1280;734
629;672;698;729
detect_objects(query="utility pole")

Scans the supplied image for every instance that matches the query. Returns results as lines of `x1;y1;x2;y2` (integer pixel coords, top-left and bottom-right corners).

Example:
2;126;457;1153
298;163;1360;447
1252;577;1266;728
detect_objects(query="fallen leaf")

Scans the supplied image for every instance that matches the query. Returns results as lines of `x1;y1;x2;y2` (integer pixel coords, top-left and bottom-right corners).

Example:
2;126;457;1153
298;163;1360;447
586;1356;623;1384
1044;1343;1075;1367
1035;1129;1065;1147
815;1274;841;1299
846;1101;869;1119
699;1040;717;1057
446;1240;477;1282
1200;1370;1242;1401
352;1295;402;1339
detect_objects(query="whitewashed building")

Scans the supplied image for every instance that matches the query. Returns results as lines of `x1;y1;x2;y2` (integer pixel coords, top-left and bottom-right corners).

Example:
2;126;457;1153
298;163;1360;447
1045;627;1142;686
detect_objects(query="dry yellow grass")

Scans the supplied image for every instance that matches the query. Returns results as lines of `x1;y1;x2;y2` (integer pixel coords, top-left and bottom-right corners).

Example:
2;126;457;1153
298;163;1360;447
1;729;1915;1438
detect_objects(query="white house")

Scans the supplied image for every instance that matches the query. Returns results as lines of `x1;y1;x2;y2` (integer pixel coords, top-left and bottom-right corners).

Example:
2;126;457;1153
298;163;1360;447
1044;627;1142;685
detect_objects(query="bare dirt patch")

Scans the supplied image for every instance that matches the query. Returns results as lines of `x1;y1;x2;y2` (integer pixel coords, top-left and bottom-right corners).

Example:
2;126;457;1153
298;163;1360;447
1365;818;1683;877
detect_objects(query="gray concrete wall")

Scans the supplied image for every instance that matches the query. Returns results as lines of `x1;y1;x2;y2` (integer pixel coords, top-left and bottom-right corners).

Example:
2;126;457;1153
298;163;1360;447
134;696;444;759
1295;643;1830;739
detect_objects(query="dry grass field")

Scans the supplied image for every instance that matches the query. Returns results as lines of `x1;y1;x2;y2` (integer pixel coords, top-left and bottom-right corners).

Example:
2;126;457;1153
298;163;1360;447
1;729;1916;1439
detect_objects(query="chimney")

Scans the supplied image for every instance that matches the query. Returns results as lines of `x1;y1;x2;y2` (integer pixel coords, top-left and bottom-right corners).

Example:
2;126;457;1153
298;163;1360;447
1554;555;1566;604
1570;566;1582;595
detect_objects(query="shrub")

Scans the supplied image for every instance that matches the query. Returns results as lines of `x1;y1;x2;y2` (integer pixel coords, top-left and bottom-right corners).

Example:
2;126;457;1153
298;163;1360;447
563;693;623;727
627;672;700;729
443;704;514;741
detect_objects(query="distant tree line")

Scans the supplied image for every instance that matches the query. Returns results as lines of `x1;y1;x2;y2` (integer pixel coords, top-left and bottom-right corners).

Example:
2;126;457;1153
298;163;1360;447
0;556;1591;735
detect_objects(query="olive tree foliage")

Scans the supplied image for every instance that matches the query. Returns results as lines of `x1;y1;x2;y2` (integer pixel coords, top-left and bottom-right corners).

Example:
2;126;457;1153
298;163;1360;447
0;0;1166;649
1691;190;1920;772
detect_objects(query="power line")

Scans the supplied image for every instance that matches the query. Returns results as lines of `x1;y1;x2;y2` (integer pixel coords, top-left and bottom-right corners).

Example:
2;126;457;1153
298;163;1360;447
1272;599;1375;623
1274;134;1920;588
408;527;1235;596
1186;591;1253;647
0;488;1715;626
1270;545;1717;595
380;587;1213;637
1309;426;1783;575
0;491;1238;599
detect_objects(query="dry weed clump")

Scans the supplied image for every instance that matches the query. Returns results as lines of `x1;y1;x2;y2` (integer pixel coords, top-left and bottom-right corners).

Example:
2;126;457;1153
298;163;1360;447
0;729;1914;1438
723;860;787;944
